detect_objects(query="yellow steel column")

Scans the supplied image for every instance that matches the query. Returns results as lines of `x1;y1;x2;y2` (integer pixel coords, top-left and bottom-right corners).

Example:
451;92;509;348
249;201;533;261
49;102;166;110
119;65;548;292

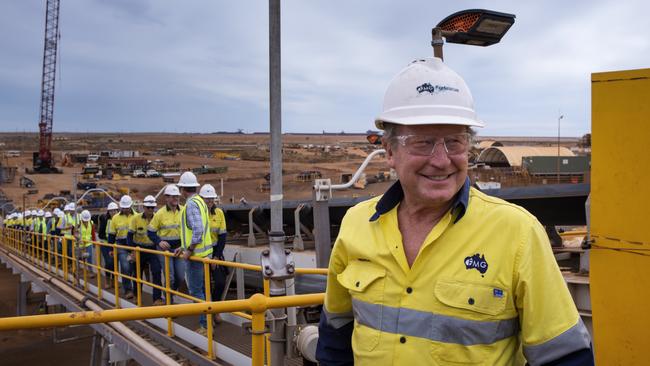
113;246;120;308
250;294;268;366
135;249;142;307
203;261;214;359
164;255;173;337
263;279;272;366
591;67;650;365
54;236;59;272
95;242;102;299
62;238;68;281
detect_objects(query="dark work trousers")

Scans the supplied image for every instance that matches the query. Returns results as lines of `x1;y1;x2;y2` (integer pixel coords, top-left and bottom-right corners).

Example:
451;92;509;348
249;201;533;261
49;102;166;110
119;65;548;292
211;255;229;301
138;251;162;302
100;243;115;282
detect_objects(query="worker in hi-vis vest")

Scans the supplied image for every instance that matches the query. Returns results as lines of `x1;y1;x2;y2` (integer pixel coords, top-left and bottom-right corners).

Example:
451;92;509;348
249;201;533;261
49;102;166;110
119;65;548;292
176;171;212;336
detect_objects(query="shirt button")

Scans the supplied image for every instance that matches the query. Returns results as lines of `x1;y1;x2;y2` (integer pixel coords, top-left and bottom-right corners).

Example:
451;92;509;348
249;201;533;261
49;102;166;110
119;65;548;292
406;287;413;294
400;336;406;343
355;281;360;287
468;297;475;305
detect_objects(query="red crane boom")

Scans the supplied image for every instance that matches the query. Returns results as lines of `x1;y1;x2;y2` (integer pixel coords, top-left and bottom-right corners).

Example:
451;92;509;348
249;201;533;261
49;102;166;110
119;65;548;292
34;0;61;173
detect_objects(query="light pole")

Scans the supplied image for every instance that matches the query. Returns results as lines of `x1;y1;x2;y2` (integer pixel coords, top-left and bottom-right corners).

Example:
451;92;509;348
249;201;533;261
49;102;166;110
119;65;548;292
557;114;564;183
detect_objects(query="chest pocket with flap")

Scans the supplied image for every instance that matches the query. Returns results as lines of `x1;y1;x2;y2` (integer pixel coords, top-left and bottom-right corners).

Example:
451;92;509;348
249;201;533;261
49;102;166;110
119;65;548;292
434;278;508;316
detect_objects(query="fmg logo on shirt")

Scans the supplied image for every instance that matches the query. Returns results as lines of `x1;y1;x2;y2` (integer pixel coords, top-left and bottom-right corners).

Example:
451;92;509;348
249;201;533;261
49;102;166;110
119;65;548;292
464;253;488;276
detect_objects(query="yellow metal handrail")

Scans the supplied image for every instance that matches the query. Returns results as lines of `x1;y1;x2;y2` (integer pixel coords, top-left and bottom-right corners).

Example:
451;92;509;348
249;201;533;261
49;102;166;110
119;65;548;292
0;227;327;364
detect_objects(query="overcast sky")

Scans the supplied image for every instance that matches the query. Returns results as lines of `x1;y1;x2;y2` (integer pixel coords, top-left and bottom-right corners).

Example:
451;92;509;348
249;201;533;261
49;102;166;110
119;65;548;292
1;1;648;137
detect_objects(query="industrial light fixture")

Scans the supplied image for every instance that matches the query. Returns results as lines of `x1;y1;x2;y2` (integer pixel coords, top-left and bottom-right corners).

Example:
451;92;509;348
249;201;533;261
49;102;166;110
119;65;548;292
432;9;516;59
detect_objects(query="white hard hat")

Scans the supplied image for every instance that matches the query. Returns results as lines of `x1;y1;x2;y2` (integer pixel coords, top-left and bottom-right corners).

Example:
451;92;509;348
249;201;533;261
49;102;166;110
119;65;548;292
119;195;133;208
69;202;76;210
143;195;157;207
107;202;119;211
45;211;52;218
31;210;38;216
53;208;61;215
375;57;483;129
24;210;31;217
17;213;23;219
56;211;64;218
177;171;200;187
199;184;218;199
64;204;72;211
81;210;92;222
163;184;181;196
37;209;44;217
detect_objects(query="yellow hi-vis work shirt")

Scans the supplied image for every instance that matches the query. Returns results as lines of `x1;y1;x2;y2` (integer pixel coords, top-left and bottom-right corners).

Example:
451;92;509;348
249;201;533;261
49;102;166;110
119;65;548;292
322;180;591;366
130;213;154;246
148;205;183;241
109;212;132;241
208;208;227;243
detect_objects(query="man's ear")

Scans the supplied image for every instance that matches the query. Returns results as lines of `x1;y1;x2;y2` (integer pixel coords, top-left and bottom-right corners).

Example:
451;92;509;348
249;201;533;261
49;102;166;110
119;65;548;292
383;139;396;169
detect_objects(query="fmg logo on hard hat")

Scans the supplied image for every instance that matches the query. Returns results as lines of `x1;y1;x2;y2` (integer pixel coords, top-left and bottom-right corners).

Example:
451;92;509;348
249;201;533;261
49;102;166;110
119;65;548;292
416;82;460;94
464;253;488;276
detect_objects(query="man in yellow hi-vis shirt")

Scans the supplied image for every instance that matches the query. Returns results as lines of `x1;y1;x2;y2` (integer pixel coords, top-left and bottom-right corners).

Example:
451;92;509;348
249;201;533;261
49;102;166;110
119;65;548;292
316;58;593;366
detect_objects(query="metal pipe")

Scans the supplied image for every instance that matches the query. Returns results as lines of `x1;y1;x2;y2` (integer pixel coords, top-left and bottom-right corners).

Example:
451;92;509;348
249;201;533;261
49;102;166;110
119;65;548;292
75;188;119;205
0;285;323;330
269;0;290;364
316;149;386;191
432;27;444;60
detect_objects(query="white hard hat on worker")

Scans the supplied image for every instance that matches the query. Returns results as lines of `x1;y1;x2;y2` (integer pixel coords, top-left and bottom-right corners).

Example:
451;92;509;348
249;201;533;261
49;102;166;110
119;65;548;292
177;172;200;187
81;210;92;222
199;184;218;199
163;184;180;196
143;195;157;207
119;195;133;209
375;57;483;130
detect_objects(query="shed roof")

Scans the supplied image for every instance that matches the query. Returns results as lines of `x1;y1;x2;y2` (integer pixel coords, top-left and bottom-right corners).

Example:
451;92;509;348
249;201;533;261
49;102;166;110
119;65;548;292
476;146;574;167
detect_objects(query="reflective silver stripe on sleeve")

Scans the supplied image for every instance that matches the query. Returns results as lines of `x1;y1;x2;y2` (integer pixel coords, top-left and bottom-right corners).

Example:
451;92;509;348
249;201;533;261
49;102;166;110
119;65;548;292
158;236;180;241
323;306;354;329
351;298;519;345
523;318;592;366
161;224;179;230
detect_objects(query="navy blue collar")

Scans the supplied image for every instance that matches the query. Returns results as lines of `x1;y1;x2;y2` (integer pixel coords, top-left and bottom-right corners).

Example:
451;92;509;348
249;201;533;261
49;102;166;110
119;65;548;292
369;177;470;223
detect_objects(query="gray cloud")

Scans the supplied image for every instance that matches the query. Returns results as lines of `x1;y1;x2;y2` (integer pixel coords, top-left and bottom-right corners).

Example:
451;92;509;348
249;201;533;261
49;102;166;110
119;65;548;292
1;1;648;136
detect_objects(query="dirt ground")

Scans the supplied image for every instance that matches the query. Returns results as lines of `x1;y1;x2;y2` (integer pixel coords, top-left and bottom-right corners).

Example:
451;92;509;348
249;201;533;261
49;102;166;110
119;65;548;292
1;132;392;210
0;263;94;365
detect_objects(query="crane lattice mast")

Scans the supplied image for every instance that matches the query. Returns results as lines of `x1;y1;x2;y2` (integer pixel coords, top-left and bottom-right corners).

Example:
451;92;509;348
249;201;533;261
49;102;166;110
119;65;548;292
36;0;60;171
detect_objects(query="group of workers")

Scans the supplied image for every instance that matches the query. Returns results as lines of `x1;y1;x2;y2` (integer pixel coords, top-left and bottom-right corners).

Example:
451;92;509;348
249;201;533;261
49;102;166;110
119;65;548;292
2;171;227;335
2;52;596;364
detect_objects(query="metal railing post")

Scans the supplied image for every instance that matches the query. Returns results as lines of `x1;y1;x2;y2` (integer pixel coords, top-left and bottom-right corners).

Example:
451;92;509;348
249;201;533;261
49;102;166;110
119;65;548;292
113;246;120;308
164;255;173;337
203;261;214;359
136;249;142;307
